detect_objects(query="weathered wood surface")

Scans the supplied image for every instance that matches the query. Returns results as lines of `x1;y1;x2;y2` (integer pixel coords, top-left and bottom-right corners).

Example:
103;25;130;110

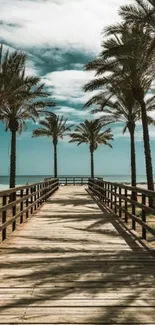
0;186;155;324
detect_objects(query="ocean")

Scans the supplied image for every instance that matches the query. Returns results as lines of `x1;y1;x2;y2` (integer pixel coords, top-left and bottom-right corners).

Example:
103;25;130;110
0;175;148;191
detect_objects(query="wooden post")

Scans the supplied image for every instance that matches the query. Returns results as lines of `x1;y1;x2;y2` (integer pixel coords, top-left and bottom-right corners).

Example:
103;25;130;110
12;191;16;232
26;187;29;219
31;187;33;214
37;185;40;208
132;191;136;230
20;189;23;224
40;184;42;204
107;184;109;205
125;189;128;223
119;187;122;218
105;183;108;204
43;182;46;202
2;195;7;241
34;186;37;210
111;185;113;209
114;186;117;214
142;194;146;240
108;184;110;206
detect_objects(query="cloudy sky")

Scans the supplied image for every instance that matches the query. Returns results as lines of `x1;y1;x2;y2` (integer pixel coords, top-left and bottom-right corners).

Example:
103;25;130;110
0;0;154;177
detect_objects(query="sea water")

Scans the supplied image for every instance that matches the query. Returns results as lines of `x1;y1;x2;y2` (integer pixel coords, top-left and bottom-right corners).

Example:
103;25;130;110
0;174;148;191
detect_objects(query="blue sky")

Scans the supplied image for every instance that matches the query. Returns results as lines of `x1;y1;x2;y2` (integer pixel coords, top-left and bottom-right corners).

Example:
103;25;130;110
0;0;155;176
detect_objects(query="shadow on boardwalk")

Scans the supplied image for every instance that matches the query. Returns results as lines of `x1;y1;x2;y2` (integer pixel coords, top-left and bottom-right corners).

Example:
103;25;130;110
0;186;155;323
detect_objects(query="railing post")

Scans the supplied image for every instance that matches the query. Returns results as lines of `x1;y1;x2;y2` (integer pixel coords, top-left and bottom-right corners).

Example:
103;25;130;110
44;182;47;201
100;181;103;202
41;184;43;204
132;190;136;230
34;185;37;210
119;187;122;218
125;189;128;223
12;191;16;232
31;187;33;214
114;186;117;214
65;178;67;186
106;183;109;206
2;195;7;241
107;184;110;207
37;185;40;208
111;185;113;209
106;183;108;204
142;194;146;240
102;182;105;203
20;189;23;224
26;187;29;219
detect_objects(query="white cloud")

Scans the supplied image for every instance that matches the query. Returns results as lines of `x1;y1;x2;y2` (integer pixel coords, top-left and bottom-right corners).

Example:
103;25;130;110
25;59;39;76
66;120;78;125
0;0;126;53
55;106;89;118
55;105;110;123
43;69;97;104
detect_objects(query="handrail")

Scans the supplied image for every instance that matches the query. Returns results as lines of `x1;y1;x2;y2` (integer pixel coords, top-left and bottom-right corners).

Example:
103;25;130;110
59;176;90;185
0;178;59;242
88;178;155;241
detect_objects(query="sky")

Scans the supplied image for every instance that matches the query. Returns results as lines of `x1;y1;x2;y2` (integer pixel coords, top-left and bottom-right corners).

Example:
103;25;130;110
0;0;155;177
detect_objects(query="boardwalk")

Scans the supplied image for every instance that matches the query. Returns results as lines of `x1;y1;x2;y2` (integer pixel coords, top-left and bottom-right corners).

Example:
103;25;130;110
0;186;155;324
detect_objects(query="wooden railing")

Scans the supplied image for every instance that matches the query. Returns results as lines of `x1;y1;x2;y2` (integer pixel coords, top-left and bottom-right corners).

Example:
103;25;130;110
59;176;90;185
88;178;155;241
0;178;59;242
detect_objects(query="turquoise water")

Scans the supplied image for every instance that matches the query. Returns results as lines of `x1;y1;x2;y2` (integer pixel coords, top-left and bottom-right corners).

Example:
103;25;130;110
0;174;148;190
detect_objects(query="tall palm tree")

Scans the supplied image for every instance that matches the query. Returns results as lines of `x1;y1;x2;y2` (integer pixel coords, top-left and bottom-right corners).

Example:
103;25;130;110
84;85;139;187
69;119;113;178
84;24;155;191
0;45;55;188
84;82;155;187
33;114;73;178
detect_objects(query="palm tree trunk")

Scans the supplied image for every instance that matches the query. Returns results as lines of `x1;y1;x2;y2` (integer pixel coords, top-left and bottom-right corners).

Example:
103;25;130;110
10;130;16;188
53;141;58;178
90;151;94;178
140;99;154;192
129;127;136;187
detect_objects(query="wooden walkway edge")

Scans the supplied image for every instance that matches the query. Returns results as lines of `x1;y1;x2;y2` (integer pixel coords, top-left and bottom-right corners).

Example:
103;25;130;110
0;186;155;324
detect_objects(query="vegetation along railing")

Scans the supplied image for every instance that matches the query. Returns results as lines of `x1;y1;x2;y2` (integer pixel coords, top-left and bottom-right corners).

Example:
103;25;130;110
88;178;155;241
0;178;59;242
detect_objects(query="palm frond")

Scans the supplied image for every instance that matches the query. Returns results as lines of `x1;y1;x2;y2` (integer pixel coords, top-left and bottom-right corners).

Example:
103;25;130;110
69;119;113;152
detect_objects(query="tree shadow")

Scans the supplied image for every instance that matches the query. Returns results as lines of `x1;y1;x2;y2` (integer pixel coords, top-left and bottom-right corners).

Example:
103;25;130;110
0;188;155;323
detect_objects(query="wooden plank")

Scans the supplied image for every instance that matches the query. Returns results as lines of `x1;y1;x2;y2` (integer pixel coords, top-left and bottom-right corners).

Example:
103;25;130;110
0;187;155;324
20;307;155;323
1;298;155;307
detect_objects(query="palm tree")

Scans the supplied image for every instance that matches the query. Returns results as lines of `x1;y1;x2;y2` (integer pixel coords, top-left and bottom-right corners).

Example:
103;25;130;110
84;24;155;191
84;85;138;187
84;82;155;187
33;114;73;178
69;119;113;178
120;0;155;28
0;45;55;188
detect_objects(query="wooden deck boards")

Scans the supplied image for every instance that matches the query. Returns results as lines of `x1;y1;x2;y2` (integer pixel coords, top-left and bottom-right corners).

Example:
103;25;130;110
0;186;155;324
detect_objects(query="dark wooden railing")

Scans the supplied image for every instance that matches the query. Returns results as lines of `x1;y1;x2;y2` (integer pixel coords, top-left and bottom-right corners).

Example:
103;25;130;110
88;178;155;241
59;176;90;185
0;178;59;242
